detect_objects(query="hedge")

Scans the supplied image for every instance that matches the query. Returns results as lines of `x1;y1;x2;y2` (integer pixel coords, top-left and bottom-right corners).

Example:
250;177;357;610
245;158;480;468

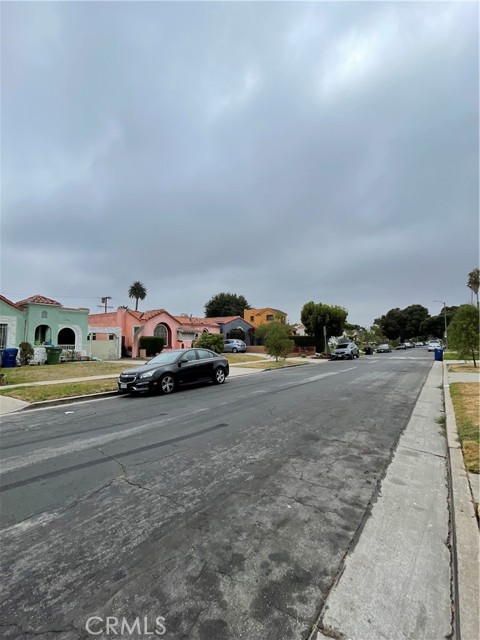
139;336;164;356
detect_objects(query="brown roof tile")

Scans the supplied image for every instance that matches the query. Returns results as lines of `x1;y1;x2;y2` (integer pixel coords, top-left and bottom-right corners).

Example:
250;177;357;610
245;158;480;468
16;295;62;307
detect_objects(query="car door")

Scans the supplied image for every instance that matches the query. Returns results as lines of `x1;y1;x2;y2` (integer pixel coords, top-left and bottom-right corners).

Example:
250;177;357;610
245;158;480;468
177;349;198;384
195;349;215;380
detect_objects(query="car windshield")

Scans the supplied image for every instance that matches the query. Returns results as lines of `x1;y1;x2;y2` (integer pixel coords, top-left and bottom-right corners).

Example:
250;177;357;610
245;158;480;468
146;351;182;365
336;343;350;349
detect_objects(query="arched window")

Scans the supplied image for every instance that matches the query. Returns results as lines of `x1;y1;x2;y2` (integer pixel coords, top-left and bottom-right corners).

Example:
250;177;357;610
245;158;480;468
154;323;169;346
57;327;76;349
41;311;48;319
34;324;51;344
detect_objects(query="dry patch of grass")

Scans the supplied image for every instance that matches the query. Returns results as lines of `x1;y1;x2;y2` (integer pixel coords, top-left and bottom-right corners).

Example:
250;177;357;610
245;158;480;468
237;360;309;370
225;354;267;364
0;379;118;403
447;364;479;374
450;382;480;474
0;361;136;385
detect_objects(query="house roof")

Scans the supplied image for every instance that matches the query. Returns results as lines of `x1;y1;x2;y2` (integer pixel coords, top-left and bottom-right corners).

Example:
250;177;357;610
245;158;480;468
173;315;218;327
16;294;62;307
0;294;22;311
208;315;255;328
249;307;288;316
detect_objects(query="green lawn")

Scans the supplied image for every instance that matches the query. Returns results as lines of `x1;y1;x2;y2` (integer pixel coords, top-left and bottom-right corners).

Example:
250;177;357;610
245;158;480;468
0;361;137;385
0;379;118;403
450;382;479;474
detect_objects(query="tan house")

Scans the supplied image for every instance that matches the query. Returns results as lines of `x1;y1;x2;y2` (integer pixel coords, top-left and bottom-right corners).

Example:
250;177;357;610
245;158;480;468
243;307;288;328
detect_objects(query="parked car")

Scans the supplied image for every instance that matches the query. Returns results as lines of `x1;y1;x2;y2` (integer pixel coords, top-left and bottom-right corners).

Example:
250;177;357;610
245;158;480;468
404;342;414;348
414;342;424;347
395;343;407;350
427;340;442;352
376;344;392;353
118;348;229;395
330;342;359;360
223;339;247;353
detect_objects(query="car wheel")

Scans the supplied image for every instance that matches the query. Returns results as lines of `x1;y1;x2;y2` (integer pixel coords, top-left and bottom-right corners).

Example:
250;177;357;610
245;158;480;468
349;353;354;359
213;366;226;385
232;347;238;353
158;373;176;395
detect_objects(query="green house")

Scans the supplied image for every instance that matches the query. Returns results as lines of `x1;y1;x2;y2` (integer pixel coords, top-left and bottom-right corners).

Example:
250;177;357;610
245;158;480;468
0;295;89;354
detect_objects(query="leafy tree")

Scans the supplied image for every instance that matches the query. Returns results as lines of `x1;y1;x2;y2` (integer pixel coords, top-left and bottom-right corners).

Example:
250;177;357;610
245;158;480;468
375;308;405;341
448;304;479;367
467;268;480;309
19;342;34;366
263;322;294;361
205;292;251;318
128;281;147;311
420;315;444;340
194;332;225;354
402;304;430;339
301;301;348;352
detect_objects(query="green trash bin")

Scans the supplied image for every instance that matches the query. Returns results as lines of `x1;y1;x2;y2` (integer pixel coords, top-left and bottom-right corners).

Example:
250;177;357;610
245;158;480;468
46;346;63;365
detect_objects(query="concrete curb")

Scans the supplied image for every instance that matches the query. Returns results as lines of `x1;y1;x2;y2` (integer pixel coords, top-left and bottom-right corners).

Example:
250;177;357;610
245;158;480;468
443;361;480;640
22;391;119;411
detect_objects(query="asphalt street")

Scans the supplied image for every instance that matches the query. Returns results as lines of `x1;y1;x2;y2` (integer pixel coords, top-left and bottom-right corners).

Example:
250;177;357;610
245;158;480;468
1;351;434;640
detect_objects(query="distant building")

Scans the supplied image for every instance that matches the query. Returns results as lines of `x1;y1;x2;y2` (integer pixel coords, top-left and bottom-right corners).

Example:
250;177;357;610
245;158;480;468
243;307;288;328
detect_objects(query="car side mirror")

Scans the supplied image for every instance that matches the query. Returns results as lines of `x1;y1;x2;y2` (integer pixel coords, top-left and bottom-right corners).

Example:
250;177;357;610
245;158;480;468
179;357;188;364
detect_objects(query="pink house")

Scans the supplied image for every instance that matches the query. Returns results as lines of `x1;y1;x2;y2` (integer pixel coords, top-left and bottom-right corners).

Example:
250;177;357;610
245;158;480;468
88;308;221;357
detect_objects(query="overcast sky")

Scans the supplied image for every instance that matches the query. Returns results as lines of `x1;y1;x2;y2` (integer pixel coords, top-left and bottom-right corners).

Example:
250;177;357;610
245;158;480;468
2;1;478;326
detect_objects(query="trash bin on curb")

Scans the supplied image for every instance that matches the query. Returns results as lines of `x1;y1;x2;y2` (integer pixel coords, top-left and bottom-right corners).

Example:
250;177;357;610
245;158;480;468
1;348;18;368
365;347;373;355
434;347;443;362
46;346;63;365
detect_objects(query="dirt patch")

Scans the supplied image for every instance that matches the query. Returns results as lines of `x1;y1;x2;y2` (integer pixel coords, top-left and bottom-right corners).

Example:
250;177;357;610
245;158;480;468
447;364;479;374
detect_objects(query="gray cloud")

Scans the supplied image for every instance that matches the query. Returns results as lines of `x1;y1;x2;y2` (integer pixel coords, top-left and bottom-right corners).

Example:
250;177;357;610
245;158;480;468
2;2;478;325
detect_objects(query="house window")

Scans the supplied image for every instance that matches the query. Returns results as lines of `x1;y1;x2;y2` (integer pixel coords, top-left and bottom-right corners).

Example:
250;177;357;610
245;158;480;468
41;311;48;319
154;323;169;346
87;333;96;341
0;324;7;349
266;314;274;321
109;334;115;340
250;316;254;322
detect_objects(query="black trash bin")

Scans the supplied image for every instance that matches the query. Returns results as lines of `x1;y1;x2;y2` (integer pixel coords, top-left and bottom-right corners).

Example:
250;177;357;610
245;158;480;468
365;347;373;355
2;348;18;368
434;347;443;362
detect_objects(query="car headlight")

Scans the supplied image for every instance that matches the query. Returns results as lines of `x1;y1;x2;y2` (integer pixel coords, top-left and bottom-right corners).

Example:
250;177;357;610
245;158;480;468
140;370;155;379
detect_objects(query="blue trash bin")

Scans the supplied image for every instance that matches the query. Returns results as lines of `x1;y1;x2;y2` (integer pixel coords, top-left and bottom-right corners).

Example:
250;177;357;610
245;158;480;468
434;347;443;362
1;347;18;368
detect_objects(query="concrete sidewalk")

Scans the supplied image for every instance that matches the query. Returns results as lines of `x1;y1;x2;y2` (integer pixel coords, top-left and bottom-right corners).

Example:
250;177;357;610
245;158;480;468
312;362;453;640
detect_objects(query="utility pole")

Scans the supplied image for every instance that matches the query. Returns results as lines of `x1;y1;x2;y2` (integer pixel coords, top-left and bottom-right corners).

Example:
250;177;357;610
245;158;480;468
98;296;113;313
434;300;448;349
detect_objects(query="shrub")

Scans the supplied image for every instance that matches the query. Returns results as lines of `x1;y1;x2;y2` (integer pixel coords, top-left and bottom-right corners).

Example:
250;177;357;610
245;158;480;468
139;336;164;356
194;333;225;354
263;322;294;361
19;342;34;366
292;336;317;347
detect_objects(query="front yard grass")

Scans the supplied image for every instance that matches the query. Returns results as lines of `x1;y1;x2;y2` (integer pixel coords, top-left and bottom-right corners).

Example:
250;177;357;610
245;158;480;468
443;351;476;361
237;360;309;370
0;361;137;385
450;382;480;474
0;379;118;403
224;354;267;364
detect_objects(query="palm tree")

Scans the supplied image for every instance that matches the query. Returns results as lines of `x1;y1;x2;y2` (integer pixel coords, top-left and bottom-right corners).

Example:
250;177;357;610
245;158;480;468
467;268;479;309
128;281;147;311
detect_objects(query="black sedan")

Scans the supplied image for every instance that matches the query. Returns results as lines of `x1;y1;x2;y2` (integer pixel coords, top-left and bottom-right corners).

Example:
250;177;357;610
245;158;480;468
118;348;229;395
376;343;392;353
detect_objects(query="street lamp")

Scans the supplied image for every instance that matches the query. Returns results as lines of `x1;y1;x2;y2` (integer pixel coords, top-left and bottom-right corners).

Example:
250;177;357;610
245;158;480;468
433;300;448;349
